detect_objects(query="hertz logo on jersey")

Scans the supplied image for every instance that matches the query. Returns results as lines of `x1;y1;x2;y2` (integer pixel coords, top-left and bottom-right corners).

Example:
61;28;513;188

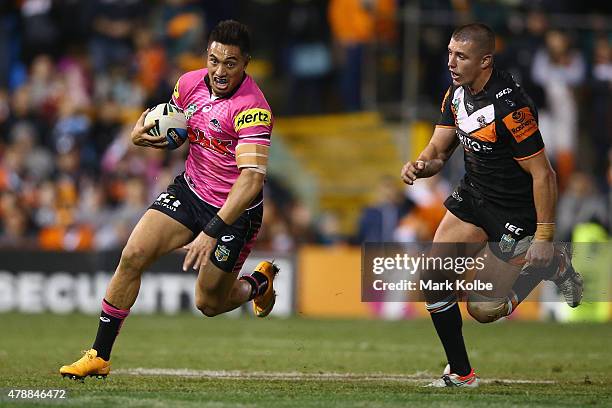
502;107;538;143
173;79;180;99
234;108;271;132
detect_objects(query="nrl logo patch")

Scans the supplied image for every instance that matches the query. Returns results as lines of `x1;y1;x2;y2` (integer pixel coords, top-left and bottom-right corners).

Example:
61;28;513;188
466;101;475;114
185;103;198;120
452;98;460;113
499;233;516;253
215;245;231;262
452;189;463;202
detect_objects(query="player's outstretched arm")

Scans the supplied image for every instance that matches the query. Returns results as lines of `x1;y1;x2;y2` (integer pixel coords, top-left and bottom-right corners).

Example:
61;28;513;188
401;126;458;185
130;109;169;149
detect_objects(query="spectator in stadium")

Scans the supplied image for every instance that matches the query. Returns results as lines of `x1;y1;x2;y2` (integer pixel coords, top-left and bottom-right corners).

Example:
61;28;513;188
395;175;450;241
327;0;395;111
38;176;94;251
60;20;279;381
557;172;608;242
531;29;586;190
32;180;57;229
0;2;18;89
152;0;205;61
86;0;146;74
18;0;60;64
0;204;36;248
284;0;333;115
588;36;612;189
8;122;53;183
356;175;412;243
133;28;168;97
0;89;9;141
498;9;547;109
8;85;45;147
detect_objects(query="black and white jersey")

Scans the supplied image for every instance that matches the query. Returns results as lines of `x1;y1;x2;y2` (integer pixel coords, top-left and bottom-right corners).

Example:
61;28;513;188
437;68;544;209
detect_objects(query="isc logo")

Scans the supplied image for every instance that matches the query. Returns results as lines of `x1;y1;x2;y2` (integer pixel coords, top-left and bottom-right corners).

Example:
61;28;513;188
496;88;512;99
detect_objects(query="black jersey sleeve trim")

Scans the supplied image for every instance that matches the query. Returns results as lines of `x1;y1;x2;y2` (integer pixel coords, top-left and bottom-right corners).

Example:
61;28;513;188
514;147;545;161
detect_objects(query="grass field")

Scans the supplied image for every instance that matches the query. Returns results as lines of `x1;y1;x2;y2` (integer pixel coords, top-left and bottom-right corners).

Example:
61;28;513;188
0;313;611;407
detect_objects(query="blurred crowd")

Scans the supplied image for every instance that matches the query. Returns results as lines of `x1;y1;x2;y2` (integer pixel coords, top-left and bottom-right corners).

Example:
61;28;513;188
0;0;609;251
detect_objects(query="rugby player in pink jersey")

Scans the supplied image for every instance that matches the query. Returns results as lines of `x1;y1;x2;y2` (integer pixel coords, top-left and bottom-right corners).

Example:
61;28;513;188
60;20;278;380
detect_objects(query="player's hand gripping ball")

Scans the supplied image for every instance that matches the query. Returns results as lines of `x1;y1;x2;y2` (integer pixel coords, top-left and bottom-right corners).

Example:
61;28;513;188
144;103;188;150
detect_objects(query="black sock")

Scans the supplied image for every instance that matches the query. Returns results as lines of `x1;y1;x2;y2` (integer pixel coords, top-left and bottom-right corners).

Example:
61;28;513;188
240;272;268;300
512;256;560;303
251;271;269;294
511;271;543;303
92;300;127;360
240;272;269;300
430;303;471;376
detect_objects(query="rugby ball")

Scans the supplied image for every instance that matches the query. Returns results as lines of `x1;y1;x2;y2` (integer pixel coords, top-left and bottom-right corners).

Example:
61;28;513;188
144;103;188;150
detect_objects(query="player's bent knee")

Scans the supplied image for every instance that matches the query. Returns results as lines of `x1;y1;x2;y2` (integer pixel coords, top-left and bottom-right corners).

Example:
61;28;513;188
467;295;509;324
119;244;150;274
194;290;224;317
195;299;222;317
467;302;497;323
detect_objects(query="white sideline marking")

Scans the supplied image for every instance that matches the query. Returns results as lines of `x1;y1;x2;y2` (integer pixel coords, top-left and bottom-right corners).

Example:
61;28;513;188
115;368;556;384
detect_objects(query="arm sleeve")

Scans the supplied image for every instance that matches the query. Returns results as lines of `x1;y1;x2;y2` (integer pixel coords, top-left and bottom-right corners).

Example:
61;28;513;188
502;105;545;160
233;104;273;147
436;86;455;128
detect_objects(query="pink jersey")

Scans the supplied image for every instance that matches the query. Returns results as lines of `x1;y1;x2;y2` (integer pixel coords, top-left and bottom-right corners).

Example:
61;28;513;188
171;68;273;208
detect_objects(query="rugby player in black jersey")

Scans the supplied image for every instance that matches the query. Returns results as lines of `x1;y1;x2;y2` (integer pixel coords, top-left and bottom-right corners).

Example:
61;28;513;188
400;23;583;388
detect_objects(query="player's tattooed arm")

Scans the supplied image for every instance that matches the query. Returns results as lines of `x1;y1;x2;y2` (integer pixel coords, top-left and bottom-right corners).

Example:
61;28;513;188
401;126;458;185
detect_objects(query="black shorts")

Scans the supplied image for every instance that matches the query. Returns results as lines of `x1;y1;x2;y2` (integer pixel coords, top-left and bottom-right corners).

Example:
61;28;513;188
444;183;536;261
149;173;263;273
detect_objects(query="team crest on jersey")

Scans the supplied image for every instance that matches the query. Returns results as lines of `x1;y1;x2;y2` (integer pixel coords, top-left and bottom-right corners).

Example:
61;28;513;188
185;103;198;120
499;234;516;253
215;245;231;262
209;118;222;132
477;115;487;128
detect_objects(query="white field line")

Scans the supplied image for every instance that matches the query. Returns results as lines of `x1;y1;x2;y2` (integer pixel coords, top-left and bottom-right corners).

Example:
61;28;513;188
114;368;557;385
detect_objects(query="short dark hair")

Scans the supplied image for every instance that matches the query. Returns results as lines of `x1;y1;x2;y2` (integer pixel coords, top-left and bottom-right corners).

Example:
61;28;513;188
452;23;495;56
208;20;251;56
